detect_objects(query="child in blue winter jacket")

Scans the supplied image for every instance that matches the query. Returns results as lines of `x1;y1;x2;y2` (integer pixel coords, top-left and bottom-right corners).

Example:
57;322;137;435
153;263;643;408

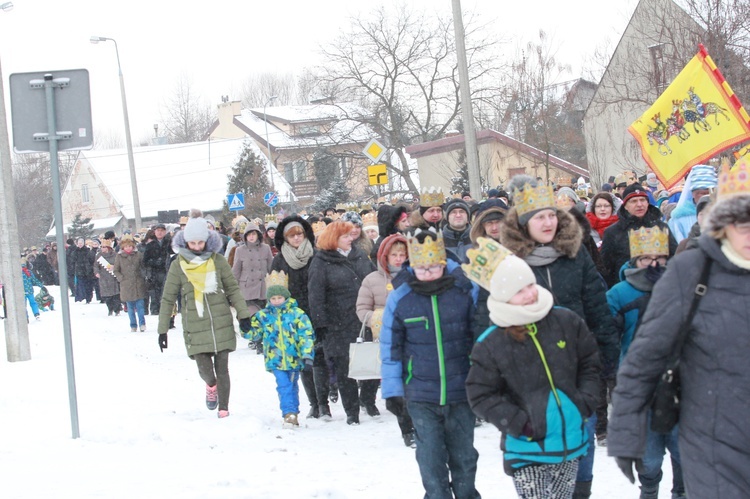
245;270;315;427
22;258;43;320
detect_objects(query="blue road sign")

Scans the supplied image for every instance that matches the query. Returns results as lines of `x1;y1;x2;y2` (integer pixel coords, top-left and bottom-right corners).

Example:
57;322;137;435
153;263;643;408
227;193;245;211
263;191;278;208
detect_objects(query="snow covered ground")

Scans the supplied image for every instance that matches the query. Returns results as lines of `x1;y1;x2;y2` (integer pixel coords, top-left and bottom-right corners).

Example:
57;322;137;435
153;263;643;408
1;286;674;498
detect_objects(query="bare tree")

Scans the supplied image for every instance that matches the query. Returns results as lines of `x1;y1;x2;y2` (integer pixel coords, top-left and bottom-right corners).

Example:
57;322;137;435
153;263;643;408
318;4;500;193
12;151;77;246
92;128;126;150
159;73;215;144
240;72;300;108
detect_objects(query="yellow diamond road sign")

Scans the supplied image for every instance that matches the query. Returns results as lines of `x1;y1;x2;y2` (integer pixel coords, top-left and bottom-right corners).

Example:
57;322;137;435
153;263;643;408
363;138;386;162
368;164;388;186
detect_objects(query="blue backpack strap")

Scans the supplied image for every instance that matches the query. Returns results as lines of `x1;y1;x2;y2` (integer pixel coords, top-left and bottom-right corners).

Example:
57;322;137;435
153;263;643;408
476;325;499;343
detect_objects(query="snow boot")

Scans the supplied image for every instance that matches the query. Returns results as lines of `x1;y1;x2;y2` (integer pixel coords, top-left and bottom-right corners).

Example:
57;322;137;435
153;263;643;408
206;384;219;410
283;413;299;427
319;404;332;420
346;414;360;426
217;410;230;418
639;483;659;499
329;383;339;404
572;481;592;499
307;405;320;419
403;431;416;448
364;404;380;417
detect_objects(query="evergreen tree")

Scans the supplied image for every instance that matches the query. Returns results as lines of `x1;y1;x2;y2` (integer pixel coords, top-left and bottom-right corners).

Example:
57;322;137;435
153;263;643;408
68;214;95;241
226;141;272;220
450;148;471;195
312;177;350;213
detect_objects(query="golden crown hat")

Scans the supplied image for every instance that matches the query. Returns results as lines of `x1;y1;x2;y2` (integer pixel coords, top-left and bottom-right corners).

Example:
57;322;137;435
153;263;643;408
718;156;750;199
629;226;670;258
461;237;515;291
513;183;556;217
420;187;445;207
407;228;446;267
264;214;276;223
312;221;327;236
370;308;385;341
362;211;378;228
265;270;289;289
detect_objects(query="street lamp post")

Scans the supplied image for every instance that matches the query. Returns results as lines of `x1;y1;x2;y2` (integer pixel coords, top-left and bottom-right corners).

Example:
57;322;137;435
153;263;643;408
0;1;31;362
90;35;142;230
263;95;278;192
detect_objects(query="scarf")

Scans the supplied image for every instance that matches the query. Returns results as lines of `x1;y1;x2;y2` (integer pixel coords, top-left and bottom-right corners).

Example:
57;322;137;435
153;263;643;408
410;275;456;296
487;286;554;327
586;212;619;239
623;267;656;292
281;239;314;270
722;239;750;270
178;248;217;317
524;245;564;267
337;248;351;257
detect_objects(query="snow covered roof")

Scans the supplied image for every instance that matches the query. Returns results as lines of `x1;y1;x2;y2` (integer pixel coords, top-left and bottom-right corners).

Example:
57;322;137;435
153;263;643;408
79;138;295;220
237;102;374;150
45;215;124;239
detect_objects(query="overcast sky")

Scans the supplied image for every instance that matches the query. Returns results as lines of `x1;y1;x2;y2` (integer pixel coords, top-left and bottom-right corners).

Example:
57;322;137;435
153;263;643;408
0;0;639;148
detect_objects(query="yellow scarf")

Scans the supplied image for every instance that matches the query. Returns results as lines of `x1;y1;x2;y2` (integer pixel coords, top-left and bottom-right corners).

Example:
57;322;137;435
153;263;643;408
179;255;217;317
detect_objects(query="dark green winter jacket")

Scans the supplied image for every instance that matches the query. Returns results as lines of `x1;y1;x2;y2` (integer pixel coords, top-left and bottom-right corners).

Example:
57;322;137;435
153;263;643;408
158;231;251;358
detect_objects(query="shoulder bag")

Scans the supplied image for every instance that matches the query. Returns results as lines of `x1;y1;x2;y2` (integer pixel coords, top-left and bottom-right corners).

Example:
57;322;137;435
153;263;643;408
650;255;711;433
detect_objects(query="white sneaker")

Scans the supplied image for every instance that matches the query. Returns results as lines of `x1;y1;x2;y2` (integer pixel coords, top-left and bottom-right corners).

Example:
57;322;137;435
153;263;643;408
139;325;146;332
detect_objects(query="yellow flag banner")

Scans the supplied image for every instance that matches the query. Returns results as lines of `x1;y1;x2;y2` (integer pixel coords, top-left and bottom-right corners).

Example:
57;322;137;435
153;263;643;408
628;44;750;189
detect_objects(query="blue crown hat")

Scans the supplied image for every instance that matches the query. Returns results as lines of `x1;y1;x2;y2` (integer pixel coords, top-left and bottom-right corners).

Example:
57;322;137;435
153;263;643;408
689;164;718;191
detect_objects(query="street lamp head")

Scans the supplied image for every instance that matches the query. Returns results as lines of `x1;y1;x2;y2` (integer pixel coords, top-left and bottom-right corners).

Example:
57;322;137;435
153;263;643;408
1;2;14;12
90;36;106;44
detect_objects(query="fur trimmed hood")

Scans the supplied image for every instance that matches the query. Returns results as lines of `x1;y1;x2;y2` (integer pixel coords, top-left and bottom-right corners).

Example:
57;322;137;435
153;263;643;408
171;229;223;254
500;207;583;259
705;194;750;235
274;215;315;250
469;206;507;243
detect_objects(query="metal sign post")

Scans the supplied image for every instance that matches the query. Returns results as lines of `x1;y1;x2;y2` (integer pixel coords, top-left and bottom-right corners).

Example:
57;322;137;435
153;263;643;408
10;69;93;439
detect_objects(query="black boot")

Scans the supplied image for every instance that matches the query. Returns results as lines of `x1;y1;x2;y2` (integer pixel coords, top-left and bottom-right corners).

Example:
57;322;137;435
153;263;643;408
319;404;332;420
573;481;592;499
306;405;320;419
403;431;416;448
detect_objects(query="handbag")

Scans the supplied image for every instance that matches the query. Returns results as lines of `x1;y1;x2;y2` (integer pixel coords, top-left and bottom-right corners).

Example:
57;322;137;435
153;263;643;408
348;312;382;380
650;256;711;433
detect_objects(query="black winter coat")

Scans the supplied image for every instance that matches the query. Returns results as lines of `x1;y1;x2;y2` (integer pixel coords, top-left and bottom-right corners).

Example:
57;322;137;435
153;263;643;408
600;204;677;288
442;224;472;262
307;247;375;357
142;235;173;282
500;208;621;370
70;246;94;279
608;235;750;499
272;216;316;314
467;308;600;474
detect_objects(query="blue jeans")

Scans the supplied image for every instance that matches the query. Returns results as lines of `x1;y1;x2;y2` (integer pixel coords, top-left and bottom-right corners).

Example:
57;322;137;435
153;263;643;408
576;414;597;482
407;400;480;499
639;421;684;495
125;299;145;329
273;370;300;416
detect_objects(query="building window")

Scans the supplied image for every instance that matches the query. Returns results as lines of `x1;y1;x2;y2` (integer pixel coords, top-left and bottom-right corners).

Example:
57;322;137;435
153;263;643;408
284;160;308;183
340;157;348;178
649;44;668;95
81;183;90;204
296;124;320;137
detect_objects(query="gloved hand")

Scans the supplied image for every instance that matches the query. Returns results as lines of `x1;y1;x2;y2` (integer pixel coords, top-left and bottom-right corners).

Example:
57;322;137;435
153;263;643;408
158;333;168;352
303;359;313;372
615;457;645;484
239;318;251;333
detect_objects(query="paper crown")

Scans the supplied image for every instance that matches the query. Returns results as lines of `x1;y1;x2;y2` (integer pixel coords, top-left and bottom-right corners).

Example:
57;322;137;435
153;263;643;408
420;187;445;207
629;227;670;258
718;157;750;199
264;214;276;223
407;229;446;267
512;183;556;217
312;221;327;236
265;270;288;289
362;212;378;228
461;237;515;290
335;202;358;211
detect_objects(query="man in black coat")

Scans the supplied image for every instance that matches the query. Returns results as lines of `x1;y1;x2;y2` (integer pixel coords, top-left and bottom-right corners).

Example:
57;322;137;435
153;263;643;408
142;223;173;315
442;198;472;262
600;184;677;288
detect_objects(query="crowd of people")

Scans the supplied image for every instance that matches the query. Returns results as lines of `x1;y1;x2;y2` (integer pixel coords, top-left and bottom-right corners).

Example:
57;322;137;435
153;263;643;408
7;160;749;499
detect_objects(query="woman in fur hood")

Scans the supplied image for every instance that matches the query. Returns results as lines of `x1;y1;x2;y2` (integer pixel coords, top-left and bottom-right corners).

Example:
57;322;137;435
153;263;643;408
500;178;620;499
159;209;252;419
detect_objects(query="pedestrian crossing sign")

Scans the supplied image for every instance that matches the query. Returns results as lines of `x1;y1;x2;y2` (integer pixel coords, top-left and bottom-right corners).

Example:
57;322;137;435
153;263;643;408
227;193;245;211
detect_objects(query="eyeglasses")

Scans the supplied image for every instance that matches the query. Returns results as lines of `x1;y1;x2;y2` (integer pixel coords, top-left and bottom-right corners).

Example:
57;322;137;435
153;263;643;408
414;265;444;276
637;256;667;266
733;223;750;235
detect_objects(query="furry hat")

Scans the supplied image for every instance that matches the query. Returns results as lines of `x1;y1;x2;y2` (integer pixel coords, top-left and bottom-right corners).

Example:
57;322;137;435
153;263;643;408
705;194;750;235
